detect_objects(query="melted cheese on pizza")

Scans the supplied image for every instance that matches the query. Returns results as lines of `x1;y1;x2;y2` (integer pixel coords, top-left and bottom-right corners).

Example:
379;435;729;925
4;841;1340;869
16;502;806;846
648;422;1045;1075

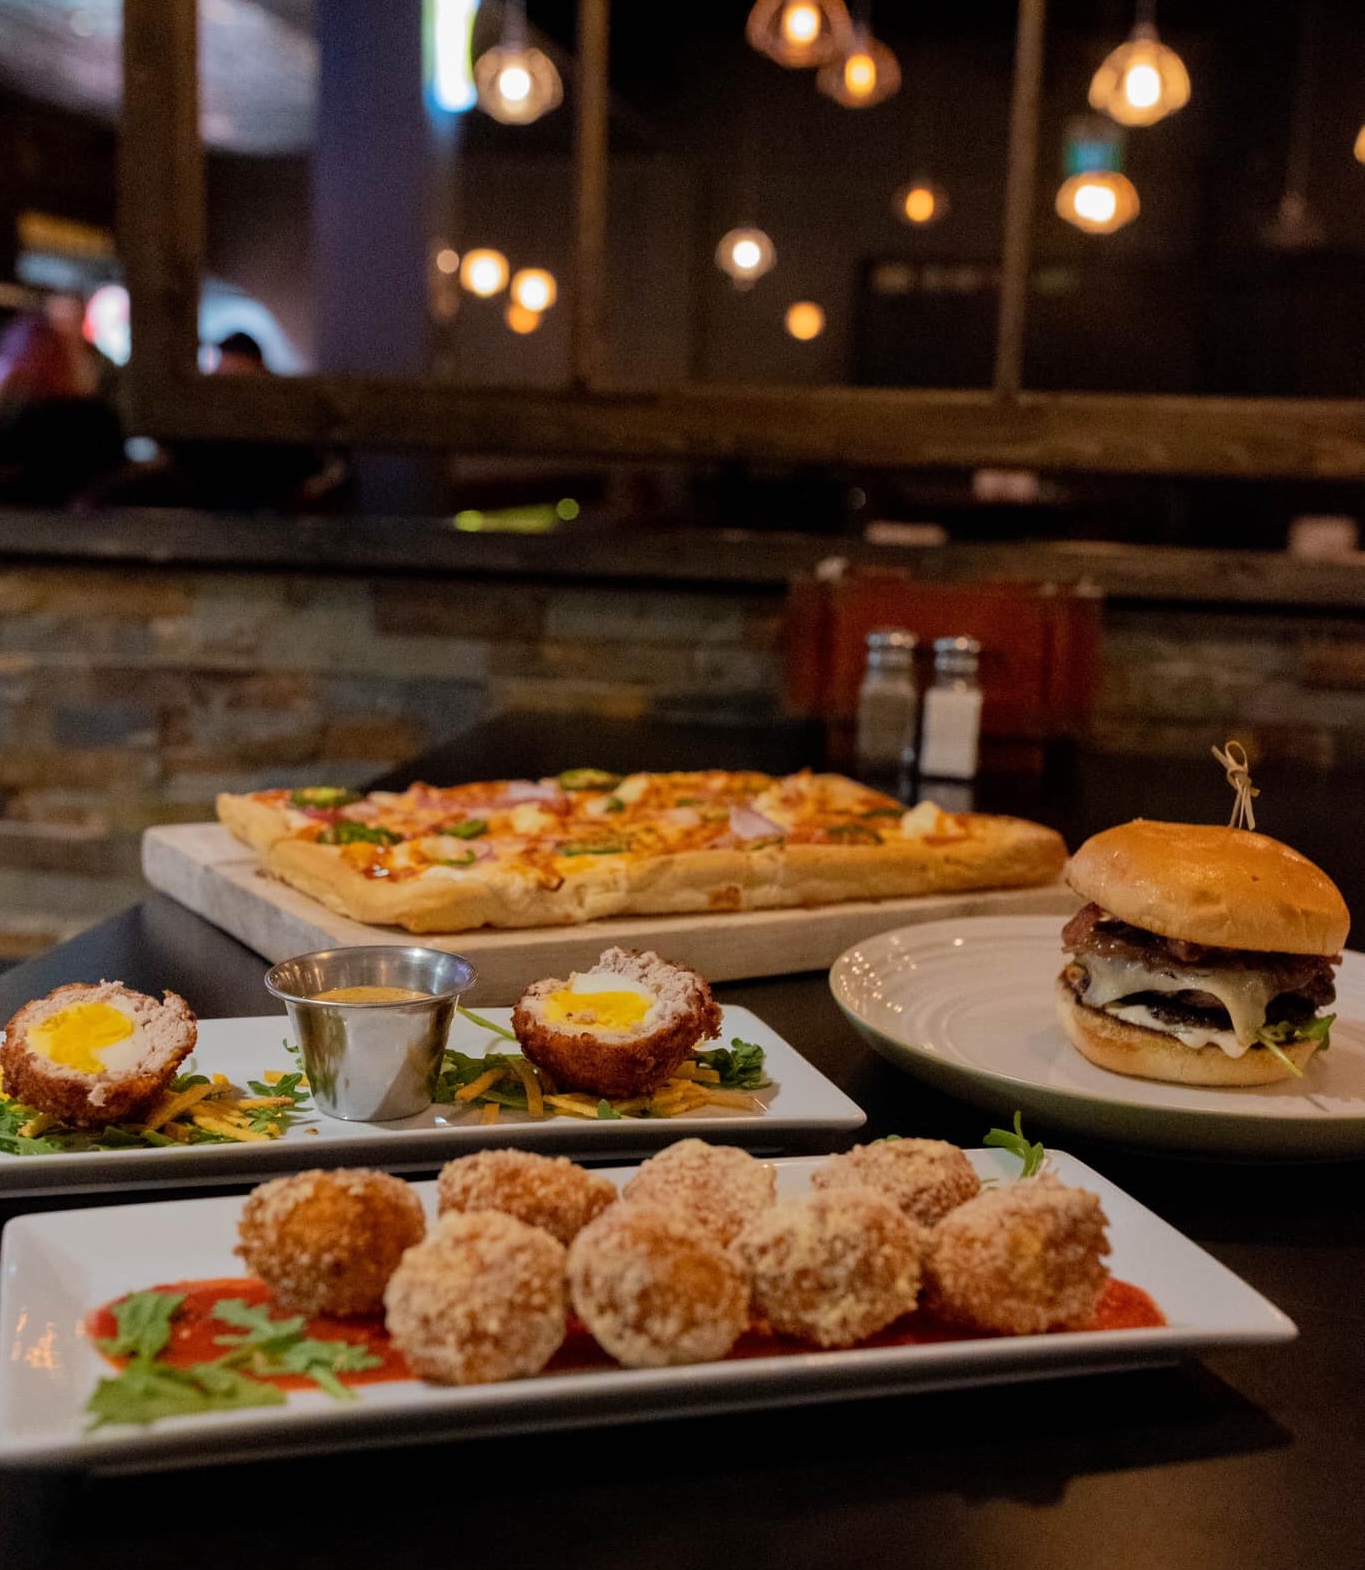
251;772;979;883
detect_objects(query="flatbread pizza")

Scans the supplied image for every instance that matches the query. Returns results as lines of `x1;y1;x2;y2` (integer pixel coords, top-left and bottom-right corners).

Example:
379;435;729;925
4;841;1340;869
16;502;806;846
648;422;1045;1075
216;769;1066;935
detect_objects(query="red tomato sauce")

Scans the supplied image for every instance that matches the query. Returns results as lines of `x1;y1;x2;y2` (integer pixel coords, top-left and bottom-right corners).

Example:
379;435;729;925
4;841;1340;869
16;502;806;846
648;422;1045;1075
84;1278;410;1389
87;1275;1163;1389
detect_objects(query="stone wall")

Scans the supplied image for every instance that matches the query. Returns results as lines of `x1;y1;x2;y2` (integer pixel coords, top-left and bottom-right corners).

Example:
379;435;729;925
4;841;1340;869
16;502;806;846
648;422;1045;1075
1092;606;1365;768
3;558;1365;962
0;564;785;960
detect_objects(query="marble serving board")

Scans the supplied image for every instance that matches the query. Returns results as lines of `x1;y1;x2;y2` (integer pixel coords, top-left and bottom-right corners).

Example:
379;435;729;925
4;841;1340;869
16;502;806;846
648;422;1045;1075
142;822;1081;1005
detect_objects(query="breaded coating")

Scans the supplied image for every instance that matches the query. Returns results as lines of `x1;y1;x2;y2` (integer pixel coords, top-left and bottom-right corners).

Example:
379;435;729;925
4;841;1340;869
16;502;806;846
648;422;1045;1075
384;1210;568;1385
436;1148;617;1245
567;1204;749;1368
237;1168;426;1317
925;1176;1111;1335
734;1189;929;1348
621;1138;775;1246
810;1138;981;1226
512;946;723;1098
0;981;196;1129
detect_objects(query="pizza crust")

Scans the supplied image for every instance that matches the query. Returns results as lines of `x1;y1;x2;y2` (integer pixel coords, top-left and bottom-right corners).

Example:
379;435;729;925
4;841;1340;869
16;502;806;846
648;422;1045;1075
217;788;1065;934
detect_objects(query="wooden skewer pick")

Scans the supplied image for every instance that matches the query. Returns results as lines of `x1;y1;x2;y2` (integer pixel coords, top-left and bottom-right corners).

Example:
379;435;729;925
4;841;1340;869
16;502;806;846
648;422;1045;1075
1211;740;1259;831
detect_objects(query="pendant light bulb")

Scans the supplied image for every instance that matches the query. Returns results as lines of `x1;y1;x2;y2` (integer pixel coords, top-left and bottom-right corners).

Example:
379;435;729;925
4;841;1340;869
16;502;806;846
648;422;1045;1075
746;0;853;69
1089;20;1190;127
475;0;562;124
716;227;777;289
816;26;900;108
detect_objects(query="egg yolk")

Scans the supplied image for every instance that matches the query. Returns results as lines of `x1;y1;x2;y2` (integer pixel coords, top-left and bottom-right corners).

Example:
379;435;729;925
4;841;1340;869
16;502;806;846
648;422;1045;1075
29;1002;134;1074
542;988;652;1032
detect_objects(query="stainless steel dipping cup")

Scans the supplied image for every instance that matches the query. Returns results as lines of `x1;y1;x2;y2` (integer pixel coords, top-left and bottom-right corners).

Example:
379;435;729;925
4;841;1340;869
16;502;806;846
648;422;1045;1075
264;946;477;1121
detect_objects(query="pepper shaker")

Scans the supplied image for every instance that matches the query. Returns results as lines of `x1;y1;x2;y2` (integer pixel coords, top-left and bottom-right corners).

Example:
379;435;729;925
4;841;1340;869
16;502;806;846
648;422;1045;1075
854;627;919;799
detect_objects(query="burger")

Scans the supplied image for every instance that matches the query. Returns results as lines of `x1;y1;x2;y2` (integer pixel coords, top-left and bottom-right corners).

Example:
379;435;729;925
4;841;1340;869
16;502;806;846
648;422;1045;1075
1056;819;1349;1086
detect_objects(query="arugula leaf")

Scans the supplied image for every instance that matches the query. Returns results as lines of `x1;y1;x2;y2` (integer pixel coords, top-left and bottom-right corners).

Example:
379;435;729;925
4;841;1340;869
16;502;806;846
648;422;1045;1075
596;1099;623;1120
170;1072;210;1092
244;1070;312;1135
693;1038;769;1090
318;821;402;847
558;768;622;791
266;1338;382;1401
211;1298;308;1351
1259;1013;1335;1049
983;1110;1047;1177
97;1291;185;1361
456;1007;518;1041
86;1360;285;1429
441;818;488;840
213;1300;381;1398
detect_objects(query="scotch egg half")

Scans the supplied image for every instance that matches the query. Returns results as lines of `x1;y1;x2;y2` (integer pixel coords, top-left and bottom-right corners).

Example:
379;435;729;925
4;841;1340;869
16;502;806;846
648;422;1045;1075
511;947;724;1098
0;981;197;1129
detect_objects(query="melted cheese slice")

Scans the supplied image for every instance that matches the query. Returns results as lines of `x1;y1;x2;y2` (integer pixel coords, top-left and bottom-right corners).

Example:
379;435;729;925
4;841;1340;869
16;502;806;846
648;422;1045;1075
1080;953;1283;1053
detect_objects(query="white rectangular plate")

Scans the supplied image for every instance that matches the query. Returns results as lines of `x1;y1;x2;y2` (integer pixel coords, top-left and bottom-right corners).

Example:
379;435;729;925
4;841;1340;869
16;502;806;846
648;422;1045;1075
0;1007;864;1197
142;822;1079;1004
0;1149;1296;1473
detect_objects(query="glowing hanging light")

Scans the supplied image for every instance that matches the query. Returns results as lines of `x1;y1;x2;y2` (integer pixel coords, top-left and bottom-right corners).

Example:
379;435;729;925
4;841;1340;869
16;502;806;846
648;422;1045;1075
460;247;510;296
426;0;482;113
1056;171;1140;234
435;247;460;275
893;179;949;227
746;0;852;69
715;227;777;289
785;301;826;341
475;0;563;126
1055;115;1139;234
816;26;900;108
511;268;557;313
505;302;543;334
1088;18;1190;128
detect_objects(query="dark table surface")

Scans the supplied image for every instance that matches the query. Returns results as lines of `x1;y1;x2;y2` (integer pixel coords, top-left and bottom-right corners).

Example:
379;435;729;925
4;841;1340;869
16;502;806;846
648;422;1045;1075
1;715;1361;1570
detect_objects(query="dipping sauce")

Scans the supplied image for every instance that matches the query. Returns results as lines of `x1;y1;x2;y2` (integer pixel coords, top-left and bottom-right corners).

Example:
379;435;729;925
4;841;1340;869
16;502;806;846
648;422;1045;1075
312;986;432;1005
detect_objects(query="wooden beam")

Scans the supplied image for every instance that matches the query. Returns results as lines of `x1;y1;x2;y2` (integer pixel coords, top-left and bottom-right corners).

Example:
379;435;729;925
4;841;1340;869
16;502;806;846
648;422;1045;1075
129;374;1365;480
119;0;203;420
995;0;1046;397
571;0;611;389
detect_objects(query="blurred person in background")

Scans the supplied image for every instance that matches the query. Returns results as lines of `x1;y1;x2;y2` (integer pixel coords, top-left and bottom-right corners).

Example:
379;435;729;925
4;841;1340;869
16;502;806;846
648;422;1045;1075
0;305;124;507
89;330;347;513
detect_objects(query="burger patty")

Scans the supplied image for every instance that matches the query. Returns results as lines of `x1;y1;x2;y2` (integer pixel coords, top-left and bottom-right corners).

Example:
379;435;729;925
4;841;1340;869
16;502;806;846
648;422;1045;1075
1061;902;1338;1008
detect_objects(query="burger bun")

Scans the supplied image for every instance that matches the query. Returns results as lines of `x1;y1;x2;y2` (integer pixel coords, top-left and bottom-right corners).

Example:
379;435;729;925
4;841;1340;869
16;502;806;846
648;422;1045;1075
1067;819;1349;956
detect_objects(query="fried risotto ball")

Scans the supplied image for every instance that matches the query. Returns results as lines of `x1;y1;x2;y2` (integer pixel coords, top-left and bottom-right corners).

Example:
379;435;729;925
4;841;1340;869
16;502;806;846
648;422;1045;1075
237;1167;426;1317
734;1189;929;1349
810;1138;981;1227
384;1210;568;1385
924;1175;1111;1335
512;947;723;1099
621;1137;776;1247
567;1204;749;1368
436;1148;617;1245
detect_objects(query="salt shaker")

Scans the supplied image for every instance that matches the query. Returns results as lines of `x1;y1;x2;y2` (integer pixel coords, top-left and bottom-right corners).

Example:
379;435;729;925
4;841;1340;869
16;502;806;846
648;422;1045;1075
918;636;983;786
855;627;919;797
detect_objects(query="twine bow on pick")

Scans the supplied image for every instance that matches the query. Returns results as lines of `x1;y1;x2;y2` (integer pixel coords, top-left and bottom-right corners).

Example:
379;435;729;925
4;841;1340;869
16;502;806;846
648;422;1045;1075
1212;740;1259;831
